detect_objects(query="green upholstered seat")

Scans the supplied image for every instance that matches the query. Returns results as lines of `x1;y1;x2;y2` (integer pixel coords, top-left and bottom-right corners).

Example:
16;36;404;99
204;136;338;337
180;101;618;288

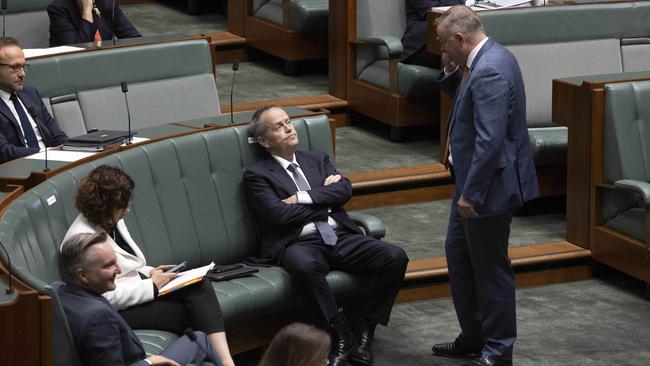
25;39;220;136
601;81;650;243
0;115;384;363
254;0;329;32
6;0;50;48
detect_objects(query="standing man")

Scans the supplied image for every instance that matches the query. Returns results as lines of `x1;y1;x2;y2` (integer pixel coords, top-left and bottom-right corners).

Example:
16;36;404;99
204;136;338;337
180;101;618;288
0;37;68;163
53;232;223;366
431;6;538;366
244;105;408;366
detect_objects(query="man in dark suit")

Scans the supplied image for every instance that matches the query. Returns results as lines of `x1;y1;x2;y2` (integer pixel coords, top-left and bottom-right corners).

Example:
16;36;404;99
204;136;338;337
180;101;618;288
401;0;465;68
431;6;539;366
0;37;68;163
244;106;409;366
48;0;141;47
54;231;222;366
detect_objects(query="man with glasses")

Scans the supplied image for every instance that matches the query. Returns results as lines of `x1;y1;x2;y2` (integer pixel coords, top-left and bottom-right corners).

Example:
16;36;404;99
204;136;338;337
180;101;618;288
0;37;68;163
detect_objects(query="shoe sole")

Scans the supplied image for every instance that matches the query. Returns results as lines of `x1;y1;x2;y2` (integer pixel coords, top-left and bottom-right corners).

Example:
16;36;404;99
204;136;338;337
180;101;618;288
431;351;481;359
349;354;372;366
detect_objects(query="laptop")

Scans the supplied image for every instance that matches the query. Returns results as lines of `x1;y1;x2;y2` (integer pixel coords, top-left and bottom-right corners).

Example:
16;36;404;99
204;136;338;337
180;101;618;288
63;130;134;152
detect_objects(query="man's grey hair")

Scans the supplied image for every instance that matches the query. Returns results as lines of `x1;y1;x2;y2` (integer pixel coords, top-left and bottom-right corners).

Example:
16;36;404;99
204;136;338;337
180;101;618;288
0;37;20;51
434;5;485;38
60;232;108;283
249;104;278;139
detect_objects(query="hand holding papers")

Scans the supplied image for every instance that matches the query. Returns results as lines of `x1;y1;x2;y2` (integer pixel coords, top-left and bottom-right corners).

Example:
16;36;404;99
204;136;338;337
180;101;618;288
158;262;215;296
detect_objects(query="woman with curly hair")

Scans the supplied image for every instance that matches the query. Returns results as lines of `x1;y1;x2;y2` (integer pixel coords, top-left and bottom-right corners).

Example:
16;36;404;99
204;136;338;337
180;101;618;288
62;164;235;366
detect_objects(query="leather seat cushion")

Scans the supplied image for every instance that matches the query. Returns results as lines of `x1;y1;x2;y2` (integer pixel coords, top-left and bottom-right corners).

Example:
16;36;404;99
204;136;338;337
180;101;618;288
528;125;567;167
358;60;441;97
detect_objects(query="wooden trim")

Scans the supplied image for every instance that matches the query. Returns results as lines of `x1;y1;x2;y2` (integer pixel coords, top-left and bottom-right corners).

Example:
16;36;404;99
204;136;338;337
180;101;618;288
328;0;350;98
345;184;454;211
0;185;24;216
592;226;649;283
244;16;328;61
228;0;247;36
223;94;347;114
348;163;450;190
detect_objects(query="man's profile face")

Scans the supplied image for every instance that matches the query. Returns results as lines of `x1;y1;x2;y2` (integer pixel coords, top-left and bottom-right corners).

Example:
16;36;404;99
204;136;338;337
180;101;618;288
0;45;26;93
257;107;299;155
78;242;121;295
436;25;466;66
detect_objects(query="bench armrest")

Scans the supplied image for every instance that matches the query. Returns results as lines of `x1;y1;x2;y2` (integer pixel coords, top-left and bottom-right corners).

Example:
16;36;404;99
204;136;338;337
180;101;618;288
358;36;404;59
348;212;386;239
614;179;650;205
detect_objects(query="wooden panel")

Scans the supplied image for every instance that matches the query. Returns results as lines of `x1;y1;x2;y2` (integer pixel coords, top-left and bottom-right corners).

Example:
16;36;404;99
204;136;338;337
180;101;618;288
348;163;450;190
426;10;442;55
224;94;347;113
346;185;454;211
0;289;42;366
592;226;649;283
245;16;328;61
329;0;350;98
551;79;577;126
536;165;567;197
228;0;247;36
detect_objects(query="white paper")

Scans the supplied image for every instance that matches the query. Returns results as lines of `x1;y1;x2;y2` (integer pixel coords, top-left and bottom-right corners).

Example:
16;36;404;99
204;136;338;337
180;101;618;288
120;137;150;146
24;150;97;162
159;262;215;294
24;46;84;59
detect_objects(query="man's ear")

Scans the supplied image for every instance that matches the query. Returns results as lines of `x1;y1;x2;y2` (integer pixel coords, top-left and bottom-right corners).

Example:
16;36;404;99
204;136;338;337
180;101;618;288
76;267;89;286
257;136;270;149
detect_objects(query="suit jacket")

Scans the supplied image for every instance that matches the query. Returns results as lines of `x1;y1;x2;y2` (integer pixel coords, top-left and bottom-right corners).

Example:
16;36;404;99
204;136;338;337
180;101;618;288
51;281;149;366
401;0;464;61
62;214;156;310
243;150;362;263
48;0;141;47
0;86;68;163
440;38;539;216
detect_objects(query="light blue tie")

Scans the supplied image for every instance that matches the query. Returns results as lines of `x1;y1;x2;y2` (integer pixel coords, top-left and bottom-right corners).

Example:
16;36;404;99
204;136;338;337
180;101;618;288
287;163;338;246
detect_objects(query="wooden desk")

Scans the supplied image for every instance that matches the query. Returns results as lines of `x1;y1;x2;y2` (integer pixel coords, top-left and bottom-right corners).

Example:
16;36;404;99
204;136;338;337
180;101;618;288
552;71;650;249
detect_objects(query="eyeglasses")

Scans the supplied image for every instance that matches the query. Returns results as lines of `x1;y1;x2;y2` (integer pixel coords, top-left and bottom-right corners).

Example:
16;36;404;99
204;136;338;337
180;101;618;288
0;63;30;72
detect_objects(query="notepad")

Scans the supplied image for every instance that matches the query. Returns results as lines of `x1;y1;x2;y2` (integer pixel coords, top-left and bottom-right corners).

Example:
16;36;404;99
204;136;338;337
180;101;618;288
158;262;215;296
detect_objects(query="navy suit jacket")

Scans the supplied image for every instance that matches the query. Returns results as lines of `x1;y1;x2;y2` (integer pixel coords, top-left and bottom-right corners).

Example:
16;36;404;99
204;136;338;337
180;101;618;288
48;0;141;47
51;281;149;366
440;39;539;216
0;86;68;163
244;150;362;263
401;0;464;61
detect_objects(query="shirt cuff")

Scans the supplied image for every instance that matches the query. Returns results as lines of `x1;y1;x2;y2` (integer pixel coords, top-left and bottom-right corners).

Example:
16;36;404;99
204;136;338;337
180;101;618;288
296;191;313;204
142;358;152;365
444;65;459;76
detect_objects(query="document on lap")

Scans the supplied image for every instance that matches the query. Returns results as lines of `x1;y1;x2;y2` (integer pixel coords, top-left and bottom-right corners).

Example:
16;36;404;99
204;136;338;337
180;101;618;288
158;262;215;296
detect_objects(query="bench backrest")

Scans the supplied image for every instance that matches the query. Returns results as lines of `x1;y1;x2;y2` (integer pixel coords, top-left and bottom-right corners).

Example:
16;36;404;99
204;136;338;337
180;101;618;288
6;0;50;48
25;39;220;136
0;115;333;292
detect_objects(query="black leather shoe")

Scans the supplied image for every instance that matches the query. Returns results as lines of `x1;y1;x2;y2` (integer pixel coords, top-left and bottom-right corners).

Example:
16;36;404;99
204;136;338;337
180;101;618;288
350;321;376;365
329;310;355;366
464;355;513;366
431;341;481;359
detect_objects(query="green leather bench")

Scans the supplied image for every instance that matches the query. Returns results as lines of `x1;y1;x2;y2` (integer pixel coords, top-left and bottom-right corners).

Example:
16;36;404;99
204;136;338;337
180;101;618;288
25;39;221;137
478;2;650;168
6;0;50;48
254;0;328;32
0;115;384;364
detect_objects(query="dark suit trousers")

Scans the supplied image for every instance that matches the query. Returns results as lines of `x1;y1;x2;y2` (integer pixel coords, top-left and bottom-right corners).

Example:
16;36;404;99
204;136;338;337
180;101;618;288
445;199;516;359
161;331;222;366
281;229;408;325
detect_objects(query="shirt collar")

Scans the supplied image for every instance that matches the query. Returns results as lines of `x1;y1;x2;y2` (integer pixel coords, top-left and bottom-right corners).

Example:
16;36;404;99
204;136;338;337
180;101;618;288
272;153;298;171
466;37;489;69
0;89;13;103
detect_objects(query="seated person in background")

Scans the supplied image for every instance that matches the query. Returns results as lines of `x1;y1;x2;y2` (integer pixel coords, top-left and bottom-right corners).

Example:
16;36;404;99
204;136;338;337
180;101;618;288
258;323;330;366
62;165;235;366
244;105;409;366
401;0;465;68
54;232;223;366
0;37;68;163
48;0;141;47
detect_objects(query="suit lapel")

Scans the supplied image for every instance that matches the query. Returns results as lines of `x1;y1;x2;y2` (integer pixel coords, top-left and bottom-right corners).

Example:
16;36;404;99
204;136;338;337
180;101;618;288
295;152;322;189
263;154;300;194
0;96;26;146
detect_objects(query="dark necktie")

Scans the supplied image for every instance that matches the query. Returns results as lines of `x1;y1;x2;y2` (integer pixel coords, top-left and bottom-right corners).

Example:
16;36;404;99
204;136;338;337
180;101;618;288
287;163;338;246
442;65;470;170
10;93;39;148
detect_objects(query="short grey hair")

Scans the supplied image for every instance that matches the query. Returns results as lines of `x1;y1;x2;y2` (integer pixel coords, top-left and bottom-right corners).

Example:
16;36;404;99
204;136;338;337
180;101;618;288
434;5;485;39
60;232;108;283
249;104;278;139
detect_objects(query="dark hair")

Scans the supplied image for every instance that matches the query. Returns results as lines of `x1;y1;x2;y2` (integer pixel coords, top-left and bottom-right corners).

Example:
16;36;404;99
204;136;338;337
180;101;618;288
75;165;134;230
60;232;109;283
249;104;278;139
0;37;20;50
258;323;331;366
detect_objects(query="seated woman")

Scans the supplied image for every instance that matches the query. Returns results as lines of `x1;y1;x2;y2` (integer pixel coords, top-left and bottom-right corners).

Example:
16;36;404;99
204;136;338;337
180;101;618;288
258;323;330;366
48;0;141;47
62;165;235;366
401;0;464;68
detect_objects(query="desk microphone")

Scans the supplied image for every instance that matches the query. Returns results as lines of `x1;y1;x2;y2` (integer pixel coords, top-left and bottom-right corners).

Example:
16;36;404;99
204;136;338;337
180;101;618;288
0;239;13;295
2;0;7;38
184;329;218;365
230;59;239;124
111;0;117;46
120;82;132;144
28;107;49;172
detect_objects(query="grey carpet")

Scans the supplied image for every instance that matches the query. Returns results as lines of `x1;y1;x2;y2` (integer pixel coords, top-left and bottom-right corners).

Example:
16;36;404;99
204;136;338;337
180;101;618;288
353;200;566;260
122;2;227;36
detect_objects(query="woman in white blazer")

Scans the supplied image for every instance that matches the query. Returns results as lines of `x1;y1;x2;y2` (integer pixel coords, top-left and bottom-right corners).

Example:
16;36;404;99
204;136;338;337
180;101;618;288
62;165;235;366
